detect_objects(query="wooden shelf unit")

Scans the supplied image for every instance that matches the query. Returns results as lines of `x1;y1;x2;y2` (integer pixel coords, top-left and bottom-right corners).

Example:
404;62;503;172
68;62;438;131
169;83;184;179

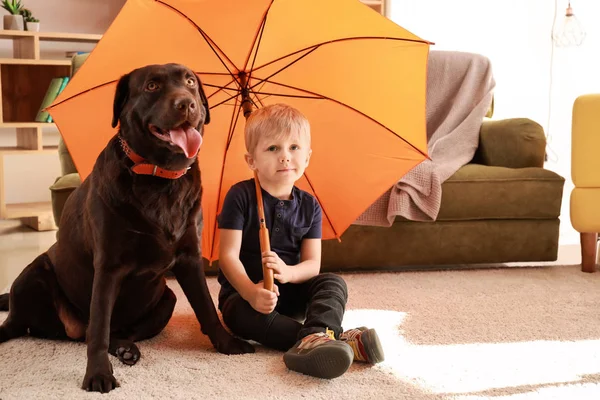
0;30;100;231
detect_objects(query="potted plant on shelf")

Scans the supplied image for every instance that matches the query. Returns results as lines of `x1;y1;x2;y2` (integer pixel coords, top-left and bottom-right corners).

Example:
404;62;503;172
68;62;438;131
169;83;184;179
1;0;24;31
20;8;38;31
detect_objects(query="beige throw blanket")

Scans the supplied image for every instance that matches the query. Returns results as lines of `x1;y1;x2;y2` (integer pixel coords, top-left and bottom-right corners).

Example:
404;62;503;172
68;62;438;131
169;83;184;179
355;51;496;225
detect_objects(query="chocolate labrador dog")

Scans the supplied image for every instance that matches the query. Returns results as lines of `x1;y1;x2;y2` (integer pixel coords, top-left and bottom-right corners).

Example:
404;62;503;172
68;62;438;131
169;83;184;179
0;63;254;393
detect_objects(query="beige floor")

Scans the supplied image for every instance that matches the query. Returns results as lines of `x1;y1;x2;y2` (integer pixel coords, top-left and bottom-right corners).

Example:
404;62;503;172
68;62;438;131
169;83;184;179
0;219;585;293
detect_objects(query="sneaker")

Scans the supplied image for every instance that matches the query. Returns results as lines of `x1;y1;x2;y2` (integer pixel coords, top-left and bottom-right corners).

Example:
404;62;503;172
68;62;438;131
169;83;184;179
283;328;353;379
340;327;385;364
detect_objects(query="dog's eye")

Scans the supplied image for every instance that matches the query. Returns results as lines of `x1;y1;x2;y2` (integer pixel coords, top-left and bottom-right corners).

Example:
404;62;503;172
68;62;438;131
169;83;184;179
146;81;159;91
186;78;197;87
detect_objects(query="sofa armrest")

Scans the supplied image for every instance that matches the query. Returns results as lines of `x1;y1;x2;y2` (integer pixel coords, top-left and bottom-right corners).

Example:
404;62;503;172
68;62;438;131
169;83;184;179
472;118;546;168
49;173;81;227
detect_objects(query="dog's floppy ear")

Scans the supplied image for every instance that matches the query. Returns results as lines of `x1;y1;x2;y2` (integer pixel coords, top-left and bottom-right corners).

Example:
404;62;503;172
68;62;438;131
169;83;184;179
196;75;210;125
111;73;131;128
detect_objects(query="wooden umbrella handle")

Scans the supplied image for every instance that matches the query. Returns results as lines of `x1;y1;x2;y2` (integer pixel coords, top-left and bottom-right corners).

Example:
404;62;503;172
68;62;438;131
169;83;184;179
254;172;274;291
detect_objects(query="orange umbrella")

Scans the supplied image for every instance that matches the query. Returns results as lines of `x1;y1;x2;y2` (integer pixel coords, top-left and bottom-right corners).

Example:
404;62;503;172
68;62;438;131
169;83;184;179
48;0;431;263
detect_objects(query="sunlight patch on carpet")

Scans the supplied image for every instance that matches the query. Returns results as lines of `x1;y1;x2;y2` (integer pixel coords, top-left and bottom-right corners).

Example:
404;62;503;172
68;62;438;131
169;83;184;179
403;339;600;395
343;308;600;398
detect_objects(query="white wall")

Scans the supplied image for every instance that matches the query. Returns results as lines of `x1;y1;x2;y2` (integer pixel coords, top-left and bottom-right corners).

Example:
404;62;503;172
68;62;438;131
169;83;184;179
389;0;600;244
0;0;125;204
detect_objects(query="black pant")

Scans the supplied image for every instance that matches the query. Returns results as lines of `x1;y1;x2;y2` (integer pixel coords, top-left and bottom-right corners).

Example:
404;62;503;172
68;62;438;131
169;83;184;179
220;273;348;352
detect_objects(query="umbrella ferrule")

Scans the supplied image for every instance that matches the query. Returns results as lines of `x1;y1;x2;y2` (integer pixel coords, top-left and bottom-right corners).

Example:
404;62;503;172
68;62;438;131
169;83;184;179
238;71;254;117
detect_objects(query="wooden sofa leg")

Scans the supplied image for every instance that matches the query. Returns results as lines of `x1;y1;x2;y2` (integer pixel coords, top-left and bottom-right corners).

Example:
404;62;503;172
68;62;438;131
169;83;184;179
581;232;598;273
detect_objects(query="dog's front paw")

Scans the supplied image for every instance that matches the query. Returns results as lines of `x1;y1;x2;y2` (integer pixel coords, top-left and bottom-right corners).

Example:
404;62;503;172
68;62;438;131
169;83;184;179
82;365;118;393
213;327;255;355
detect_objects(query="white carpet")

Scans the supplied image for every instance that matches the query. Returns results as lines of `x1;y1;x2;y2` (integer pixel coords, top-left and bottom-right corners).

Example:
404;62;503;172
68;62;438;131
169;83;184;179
1;265;600;399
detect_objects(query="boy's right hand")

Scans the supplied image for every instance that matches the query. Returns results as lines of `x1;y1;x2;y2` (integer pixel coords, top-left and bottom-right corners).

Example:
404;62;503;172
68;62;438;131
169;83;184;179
248;282;279;314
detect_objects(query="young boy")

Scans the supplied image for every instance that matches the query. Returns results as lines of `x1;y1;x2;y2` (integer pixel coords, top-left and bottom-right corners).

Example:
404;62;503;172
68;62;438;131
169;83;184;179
217;103;384;379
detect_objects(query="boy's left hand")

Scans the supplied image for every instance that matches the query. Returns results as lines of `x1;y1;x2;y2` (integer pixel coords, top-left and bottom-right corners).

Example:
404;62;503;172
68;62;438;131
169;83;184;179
262;251;294;284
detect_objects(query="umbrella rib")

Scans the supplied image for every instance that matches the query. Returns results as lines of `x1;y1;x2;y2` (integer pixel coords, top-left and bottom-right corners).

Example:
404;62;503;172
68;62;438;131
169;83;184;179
210;91;246;110
196;72;237;76
203;82;238;95
247;79;271;106
252;36;431;73
250;91;323;100
246;90;324;105
208;82;289;111
251;78;428;159
243;0;273;73
209;95;244;261
253;96;266;108
302;172;340;240
246;81;323;106
156;0;237;77
201;78;240;102
251;47;319;90
248;93;262;109
228;97;244;150
48;81;117;108
49;72;235;109
200;78;284;112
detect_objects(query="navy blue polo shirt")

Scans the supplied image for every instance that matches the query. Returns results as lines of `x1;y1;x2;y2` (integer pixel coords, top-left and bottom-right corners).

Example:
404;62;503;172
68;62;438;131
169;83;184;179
216;178;322;306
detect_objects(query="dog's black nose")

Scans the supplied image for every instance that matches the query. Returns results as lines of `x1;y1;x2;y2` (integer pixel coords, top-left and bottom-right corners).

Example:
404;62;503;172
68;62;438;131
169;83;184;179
174;97;197;114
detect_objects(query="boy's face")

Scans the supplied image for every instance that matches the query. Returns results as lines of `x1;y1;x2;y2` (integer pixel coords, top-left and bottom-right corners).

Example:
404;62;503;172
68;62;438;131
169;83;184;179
245;130;312;187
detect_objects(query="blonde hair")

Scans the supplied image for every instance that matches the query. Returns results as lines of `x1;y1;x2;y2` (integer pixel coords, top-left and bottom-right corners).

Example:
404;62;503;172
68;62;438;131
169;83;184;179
245;103;310;155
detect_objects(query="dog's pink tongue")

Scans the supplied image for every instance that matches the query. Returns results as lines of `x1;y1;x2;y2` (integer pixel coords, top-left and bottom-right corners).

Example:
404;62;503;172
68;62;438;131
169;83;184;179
169;126;202;158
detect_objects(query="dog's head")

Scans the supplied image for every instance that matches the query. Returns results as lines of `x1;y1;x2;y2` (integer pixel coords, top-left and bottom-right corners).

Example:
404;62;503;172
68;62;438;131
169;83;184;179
111;63;211;169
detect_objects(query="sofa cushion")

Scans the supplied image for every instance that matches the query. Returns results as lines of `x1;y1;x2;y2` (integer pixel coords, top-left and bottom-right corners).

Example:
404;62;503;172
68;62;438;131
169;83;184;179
434;164;565;221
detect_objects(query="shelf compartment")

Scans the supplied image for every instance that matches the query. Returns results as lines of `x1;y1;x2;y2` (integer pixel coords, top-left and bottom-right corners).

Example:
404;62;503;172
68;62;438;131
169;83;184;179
0;123;58;153
1;64;70;123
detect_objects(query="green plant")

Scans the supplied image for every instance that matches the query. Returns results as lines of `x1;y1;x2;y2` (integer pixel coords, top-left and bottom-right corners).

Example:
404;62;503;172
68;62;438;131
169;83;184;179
19;8;37;22
1;0;23;15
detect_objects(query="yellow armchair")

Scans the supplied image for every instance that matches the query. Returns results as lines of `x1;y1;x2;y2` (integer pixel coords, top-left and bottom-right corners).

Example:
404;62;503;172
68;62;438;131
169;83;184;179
571;94;600;272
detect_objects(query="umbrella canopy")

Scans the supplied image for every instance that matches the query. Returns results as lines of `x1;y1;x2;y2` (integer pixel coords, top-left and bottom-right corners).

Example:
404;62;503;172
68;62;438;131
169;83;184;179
48;0;431;262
